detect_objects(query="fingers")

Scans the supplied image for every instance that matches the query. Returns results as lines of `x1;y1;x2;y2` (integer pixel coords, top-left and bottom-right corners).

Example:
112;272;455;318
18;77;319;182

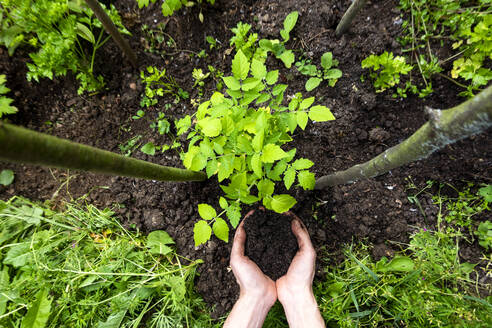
291;218;315;254
231;220;246;260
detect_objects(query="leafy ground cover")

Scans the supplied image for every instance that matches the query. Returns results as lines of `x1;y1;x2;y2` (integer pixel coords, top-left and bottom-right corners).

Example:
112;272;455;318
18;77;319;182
0;0;491;323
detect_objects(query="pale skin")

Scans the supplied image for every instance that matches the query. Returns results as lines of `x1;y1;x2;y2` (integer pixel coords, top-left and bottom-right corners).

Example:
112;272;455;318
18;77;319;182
224;210;325;328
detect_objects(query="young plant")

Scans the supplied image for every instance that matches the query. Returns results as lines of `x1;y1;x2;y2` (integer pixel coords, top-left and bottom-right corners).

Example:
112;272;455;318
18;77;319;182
361;52;412;93
140;66;189;107
136;0;215;18
476;221;492;250
0;75;17;118
304;52;343;91
0;169;14;186
192;68;210;97
176;49;335;246
0;0;130;94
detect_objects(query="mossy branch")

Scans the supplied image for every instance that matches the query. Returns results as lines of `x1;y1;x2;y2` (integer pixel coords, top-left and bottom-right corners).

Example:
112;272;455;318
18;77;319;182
315;85;492;189
84;0;137;68
335;0;367;37
0;123;206;182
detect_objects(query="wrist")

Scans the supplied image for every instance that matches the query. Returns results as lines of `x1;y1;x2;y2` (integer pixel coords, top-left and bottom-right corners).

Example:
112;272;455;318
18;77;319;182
240;287;277;309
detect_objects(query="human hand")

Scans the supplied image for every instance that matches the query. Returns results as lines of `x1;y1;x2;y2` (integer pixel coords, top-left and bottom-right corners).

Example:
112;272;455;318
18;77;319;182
230;210;277;304
276;213;324;328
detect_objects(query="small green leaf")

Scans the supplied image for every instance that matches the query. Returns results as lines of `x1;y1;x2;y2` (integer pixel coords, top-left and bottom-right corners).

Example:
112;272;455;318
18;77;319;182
299;97;315;110
305;77;322;91
147;231;175;255
213;217;229;242
190;153;207;171
251;59;267;79
321;52;333;69
206;159;218;178
308;105;335;121
278;50;295;68
219;197;228;209
284;167;296;190
379;256;415;272
227;203;241;228
21;289;52;328
251;153;263;177
232;50;250;80
198;117;222;137
141;142;156;156
198;204;217;220
296;111;309;130
292;158;314;170
252;131;264;152
222;76;241;90
257;179;275;198
265;70;279;85
261;144;287;163
194;220;212;246
283;11;299;34
242;77;261;91
324;69;342;80
297;170;315;190
76;23;95;44
271;194;297;213
0;169;14;186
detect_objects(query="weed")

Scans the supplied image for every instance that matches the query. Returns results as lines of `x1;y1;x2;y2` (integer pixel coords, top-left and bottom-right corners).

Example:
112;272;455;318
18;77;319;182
476;221;492;250
136;0;215;19
302;52;343;91
0;196;217;327
140;66;189;107
119;135;142;156
0;74;17;118
0;169;14;186
362;51;413;94
0;0;130;95
132;109;146;120
316;229;492;327
192;68;211;97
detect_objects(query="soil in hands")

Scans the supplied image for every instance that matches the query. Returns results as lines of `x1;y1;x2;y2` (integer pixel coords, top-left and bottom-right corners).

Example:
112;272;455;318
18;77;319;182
243;209;298;280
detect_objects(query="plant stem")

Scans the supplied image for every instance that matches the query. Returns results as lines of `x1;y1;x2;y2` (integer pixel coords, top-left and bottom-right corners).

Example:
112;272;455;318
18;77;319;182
315;84;492;189
83;0;137;68
0;123;206;182
335;0;367;37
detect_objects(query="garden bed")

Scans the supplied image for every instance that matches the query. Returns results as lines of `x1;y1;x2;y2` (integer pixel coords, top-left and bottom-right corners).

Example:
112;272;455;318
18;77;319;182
1;0;490;318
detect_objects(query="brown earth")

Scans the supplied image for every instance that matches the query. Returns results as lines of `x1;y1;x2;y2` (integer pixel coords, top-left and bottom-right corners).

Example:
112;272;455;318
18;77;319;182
0;0;490;318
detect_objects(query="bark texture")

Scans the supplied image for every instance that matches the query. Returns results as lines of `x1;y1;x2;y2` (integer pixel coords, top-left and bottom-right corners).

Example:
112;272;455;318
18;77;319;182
335;0;367;36
84;0;137;67
315;85;492;189
0;123;206;182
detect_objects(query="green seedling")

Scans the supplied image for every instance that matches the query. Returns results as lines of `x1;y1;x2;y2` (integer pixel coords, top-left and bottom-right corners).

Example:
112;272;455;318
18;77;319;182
176;49;335;246
140;66;189;107
132;109;145;120
304;52;343;91
119;135;142;156
362;52;413;93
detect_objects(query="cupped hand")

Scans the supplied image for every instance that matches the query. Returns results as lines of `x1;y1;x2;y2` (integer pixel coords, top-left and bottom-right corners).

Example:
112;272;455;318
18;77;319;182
276;213;316;303
230;210;277;304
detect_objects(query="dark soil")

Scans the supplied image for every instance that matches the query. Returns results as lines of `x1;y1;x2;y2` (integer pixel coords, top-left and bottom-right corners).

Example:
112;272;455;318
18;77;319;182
243;209;298;280
1;0;491;318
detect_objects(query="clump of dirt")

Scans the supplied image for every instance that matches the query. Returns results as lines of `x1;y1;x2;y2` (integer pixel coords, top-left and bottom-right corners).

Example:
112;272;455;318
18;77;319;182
243;209;298;280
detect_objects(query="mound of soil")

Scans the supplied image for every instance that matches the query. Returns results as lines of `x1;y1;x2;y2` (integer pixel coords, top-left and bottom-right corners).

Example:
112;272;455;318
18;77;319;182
243;209;298;280
0;0;490;319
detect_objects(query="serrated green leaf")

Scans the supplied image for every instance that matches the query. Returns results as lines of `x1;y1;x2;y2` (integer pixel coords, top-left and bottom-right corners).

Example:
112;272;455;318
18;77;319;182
219;197;228;209
299;97;315;110
265;70;279;85
305;77;322;91
0;169;14;186
242;77;261;91
270;194;297;213
284;167;296;190
251;153;263;177
222;76;241;90
308;105;335;121
232;50;250;80
298;170;315;190
251;59;267;79
213;217;229;242
296;111;309;130
278;50;295;68
252;131;264;152
261;144;287;163
218;155;234;182
292;158;314;170
198;204;217;220
190;153;207;171
227;203;241;228
268;160;287;181
21;289;52;328
198;117;222;137
272;84;287;96
257;179;275;198
194;220;212;246
256;93;271;104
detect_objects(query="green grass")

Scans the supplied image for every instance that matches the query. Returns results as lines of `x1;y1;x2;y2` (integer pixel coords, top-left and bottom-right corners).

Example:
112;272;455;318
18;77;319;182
0;196;221;328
